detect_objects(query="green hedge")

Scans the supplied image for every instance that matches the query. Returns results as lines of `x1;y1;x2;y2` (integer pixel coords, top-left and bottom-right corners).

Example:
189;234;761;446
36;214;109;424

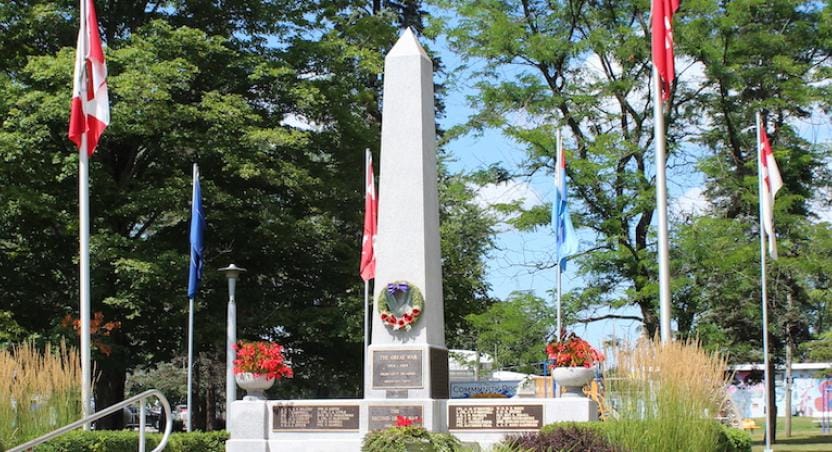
30;430;228;452
717;424;752;452
362;426;463;452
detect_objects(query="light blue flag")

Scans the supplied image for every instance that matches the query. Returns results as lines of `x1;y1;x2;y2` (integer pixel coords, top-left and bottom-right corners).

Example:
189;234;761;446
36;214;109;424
187;164;205;299
552;147;579;270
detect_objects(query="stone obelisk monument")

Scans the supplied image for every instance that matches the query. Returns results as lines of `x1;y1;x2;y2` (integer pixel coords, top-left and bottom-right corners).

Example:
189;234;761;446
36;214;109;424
366;27;449;410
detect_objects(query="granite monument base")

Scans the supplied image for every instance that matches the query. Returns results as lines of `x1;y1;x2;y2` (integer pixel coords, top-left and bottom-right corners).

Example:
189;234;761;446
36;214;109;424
227;397;597;451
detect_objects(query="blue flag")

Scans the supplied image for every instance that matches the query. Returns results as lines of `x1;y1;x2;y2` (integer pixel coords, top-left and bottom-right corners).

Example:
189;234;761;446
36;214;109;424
553;146;579;270
187;164;205;299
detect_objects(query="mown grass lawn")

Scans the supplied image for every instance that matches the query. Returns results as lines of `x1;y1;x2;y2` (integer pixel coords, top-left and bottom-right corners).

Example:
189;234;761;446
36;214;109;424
751;416;832;451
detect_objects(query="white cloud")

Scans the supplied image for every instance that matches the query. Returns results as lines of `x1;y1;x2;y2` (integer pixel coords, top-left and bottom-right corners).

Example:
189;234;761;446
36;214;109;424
280;113;323;131
671;186;709;218
810;190;832;224
473;180;541;212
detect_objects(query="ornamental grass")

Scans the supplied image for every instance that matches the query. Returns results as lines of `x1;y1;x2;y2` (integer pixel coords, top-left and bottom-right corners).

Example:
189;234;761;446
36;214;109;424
602;337;730;452
0;339;81;448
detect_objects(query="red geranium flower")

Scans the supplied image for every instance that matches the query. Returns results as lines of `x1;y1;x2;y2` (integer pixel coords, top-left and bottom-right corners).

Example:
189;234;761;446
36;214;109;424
233;340;293;380
546;332;604;368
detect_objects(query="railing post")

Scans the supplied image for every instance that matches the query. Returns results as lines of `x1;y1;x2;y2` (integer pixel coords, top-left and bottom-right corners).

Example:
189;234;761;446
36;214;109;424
139;398;146;452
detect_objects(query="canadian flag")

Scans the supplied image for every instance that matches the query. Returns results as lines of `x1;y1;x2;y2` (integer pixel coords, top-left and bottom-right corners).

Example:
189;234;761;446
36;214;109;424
759;125;783;259
651;0;680;101
68;0;109;156
360;150;377;281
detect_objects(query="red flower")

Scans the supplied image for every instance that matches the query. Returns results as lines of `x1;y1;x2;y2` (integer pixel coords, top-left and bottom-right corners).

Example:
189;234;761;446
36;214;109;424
403;313;412;322
411;307;421;315
381;313;388;320
394;415;421;427
397;319;405;326
233;340;293;380
546;332;604;368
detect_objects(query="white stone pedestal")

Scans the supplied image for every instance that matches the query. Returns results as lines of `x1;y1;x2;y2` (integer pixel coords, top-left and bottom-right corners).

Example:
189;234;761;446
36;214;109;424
226;397;597;452
447;398;599;450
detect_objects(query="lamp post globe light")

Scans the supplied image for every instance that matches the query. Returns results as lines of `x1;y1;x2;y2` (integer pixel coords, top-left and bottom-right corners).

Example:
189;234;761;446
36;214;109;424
219;264;246;414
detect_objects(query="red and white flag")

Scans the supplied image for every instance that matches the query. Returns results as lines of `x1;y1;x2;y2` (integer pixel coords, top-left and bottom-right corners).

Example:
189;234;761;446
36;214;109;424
360;150;377;281
759;125;783;259
68;0;109;156
651;0;680;101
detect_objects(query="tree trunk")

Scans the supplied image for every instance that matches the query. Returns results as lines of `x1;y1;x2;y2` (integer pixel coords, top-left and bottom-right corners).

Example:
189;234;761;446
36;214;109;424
93;360;127;429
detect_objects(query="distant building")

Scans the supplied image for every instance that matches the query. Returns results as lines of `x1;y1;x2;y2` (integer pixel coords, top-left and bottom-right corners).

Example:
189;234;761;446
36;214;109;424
727;362;832;418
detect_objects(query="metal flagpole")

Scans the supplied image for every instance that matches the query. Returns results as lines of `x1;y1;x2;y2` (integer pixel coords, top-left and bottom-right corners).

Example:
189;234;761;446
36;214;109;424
79;133;92;429
653;66;672;343
186;163;197;432
364;281;369;388
757;112;773;452
186;296;194;431
555;129;563;337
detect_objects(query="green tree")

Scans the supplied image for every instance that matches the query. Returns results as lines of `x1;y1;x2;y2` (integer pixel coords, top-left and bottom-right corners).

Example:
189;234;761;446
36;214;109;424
466;291;553;374
1;0;495;429
671;0;832;361
433;0;698;338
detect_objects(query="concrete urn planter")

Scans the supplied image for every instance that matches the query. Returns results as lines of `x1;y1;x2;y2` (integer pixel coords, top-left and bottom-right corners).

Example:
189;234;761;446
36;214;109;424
235;373;274;401
552;367;595;398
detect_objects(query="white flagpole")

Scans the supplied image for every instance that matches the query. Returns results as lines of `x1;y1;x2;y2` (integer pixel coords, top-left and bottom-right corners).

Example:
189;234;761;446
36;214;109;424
79;133;92;429
363;149;372;393
757;111;773;452
186;164;197;432
364;280;369;387
653;66;672;343
555;129;563;338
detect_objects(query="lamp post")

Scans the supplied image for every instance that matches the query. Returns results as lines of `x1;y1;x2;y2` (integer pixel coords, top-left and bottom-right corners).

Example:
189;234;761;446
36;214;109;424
219;264;246;415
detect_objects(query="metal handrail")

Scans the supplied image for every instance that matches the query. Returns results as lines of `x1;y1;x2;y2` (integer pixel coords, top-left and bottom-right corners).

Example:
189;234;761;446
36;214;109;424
8;389;173;452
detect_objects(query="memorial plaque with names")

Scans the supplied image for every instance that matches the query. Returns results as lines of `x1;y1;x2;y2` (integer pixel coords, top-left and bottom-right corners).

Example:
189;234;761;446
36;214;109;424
372;349;423;389
367;405;424;431
447;404;543;431
272;404;360;431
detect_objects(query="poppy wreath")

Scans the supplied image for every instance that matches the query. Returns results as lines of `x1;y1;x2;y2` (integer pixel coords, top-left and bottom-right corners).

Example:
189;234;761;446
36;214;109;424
378;280;424;331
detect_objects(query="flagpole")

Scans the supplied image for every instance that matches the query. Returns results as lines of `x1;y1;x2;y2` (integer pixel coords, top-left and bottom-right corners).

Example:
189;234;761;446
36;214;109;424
555;129;563;338
186;164;197;432
363;280;369;389
757;111;773;452
79;135;92;429
653;65;672;344
186;296;194;431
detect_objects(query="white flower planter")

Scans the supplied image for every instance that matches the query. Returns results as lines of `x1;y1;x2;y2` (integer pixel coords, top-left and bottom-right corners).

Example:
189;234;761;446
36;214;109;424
552;367;595;398
235;372;274;401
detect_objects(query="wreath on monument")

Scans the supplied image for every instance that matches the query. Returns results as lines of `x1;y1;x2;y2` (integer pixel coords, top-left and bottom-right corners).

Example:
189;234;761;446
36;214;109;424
379;281;424;331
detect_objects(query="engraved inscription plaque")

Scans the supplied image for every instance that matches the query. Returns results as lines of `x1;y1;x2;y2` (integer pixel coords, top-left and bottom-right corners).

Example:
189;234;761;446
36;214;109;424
372;350;423;389
368;405;424;431
447;404;543;431
272;404;360;431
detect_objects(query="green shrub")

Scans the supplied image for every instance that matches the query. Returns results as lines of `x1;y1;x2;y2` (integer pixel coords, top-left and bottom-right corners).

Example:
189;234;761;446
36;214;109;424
31;430;228;452
716;424;752;452
362;425;463;452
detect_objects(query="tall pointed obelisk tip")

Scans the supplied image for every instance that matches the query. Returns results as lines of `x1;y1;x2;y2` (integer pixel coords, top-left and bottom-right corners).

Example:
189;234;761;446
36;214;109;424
387;27;429;59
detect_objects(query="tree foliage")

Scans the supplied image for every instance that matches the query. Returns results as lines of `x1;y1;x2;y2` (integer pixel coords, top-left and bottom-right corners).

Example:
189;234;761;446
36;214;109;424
465;291;553;373
0;0;495;428
433;0;832;362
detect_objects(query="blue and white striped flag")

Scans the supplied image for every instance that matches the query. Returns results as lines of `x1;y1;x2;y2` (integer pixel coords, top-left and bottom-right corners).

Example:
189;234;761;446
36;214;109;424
552;146;579;270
